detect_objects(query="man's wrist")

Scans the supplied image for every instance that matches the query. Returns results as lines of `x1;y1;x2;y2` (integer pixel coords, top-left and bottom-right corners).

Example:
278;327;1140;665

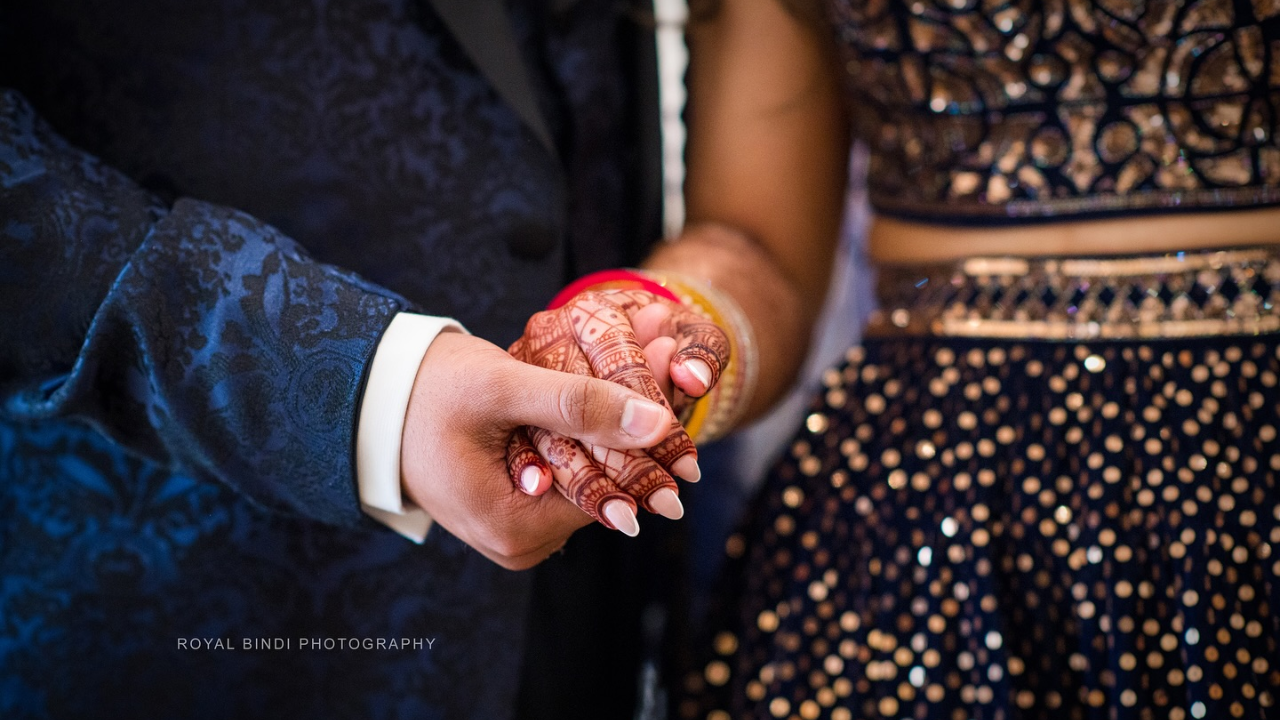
355;312;468;542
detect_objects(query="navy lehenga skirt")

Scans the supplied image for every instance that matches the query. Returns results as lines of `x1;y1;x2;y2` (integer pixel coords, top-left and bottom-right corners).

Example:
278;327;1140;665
688;249;1280;720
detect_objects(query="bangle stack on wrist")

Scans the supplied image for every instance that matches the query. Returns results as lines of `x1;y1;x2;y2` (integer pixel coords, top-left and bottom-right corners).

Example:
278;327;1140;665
638;269;757;443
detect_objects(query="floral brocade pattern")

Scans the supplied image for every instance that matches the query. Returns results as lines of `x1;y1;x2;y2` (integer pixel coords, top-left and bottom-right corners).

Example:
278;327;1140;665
0;0;654;717
830;0;1280;221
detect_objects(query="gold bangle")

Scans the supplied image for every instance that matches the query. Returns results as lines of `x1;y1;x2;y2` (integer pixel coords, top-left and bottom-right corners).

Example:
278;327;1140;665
636;270;758;443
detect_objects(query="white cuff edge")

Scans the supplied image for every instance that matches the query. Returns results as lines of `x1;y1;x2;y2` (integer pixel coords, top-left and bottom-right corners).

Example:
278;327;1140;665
355;312;468;542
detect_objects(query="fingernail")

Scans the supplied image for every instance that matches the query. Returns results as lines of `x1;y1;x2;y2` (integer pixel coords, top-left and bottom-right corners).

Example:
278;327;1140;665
621;398;668;440
648;488;684;520
672;455;702;483
520;466;543;494
602;500;640;537
684;359;713;391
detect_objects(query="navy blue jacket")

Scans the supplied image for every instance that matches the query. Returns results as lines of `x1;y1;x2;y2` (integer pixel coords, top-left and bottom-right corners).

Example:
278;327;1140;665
0;1;660;717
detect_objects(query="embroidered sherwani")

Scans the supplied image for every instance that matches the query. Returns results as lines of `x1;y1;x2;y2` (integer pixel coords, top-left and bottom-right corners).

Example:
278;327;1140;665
0;1;661;717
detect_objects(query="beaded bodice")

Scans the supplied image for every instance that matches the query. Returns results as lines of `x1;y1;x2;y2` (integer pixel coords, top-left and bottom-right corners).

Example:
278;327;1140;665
829;0;1280;223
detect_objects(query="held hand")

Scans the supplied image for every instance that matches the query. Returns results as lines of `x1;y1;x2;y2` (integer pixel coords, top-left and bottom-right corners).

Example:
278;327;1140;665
510;291;703;479
594;288;730;415
400;331;675;570
504;289;732;533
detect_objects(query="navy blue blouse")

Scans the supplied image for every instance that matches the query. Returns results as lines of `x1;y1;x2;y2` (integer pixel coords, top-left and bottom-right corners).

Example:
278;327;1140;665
829;0;1280;224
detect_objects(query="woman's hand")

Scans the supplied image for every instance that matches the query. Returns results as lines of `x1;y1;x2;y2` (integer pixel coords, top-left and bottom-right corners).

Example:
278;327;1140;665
505;289;731;534
590;288;730;414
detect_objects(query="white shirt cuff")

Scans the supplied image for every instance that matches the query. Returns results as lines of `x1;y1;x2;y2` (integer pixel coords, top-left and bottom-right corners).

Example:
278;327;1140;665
356;312;467;542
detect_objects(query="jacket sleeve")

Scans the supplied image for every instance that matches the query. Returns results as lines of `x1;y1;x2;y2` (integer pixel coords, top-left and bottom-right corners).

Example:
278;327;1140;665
0;88;413;527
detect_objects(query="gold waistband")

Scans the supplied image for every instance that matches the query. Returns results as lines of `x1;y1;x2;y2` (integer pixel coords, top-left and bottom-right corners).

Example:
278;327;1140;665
867;248;1280;340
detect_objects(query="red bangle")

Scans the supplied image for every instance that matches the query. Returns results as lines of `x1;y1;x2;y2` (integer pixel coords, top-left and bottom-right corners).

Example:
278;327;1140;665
547;269;681;310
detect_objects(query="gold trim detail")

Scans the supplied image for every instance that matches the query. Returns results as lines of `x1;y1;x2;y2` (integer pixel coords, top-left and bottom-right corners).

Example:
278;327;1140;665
870;247;1280;340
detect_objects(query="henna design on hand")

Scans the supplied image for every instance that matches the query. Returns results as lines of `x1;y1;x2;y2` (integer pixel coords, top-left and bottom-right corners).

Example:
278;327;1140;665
527;426;633;528
504;287;730;524
601;289;731;397
543;435;579;469
564;293;697;471
513;307;593;376
588;445;676;511
506;426;549;496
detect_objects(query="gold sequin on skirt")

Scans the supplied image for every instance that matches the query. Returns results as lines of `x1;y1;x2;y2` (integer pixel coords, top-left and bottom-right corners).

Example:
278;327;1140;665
686;249;1280;719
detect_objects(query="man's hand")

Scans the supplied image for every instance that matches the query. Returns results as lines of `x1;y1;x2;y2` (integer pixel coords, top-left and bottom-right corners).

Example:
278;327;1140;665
400;331;676;570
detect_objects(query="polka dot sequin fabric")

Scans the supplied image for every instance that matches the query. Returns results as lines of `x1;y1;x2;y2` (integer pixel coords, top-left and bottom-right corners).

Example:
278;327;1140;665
689;337;1280;719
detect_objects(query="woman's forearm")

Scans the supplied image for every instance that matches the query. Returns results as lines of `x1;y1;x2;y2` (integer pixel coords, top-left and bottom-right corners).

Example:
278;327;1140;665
653;0;852;428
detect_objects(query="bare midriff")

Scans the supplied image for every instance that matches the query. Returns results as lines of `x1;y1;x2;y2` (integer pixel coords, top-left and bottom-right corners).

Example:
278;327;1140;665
869;207;1280;264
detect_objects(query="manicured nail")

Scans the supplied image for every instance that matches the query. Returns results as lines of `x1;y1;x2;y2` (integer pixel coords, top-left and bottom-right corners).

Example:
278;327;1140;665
672;455;701;483
520;466;543;494
648;488;684;520
621;398;668;440
684;359;713;392
603;500;640;537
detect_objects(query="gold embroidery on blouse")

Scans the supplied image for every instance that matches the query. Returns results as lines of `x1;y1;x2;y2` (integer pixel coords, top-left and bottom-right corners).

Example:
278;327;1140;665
829;0;1280;220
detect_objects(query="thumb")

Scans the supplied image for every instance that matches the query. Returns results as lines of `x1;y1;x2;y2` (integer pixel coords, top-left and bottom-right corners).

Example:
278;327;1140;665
502;361;674;450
